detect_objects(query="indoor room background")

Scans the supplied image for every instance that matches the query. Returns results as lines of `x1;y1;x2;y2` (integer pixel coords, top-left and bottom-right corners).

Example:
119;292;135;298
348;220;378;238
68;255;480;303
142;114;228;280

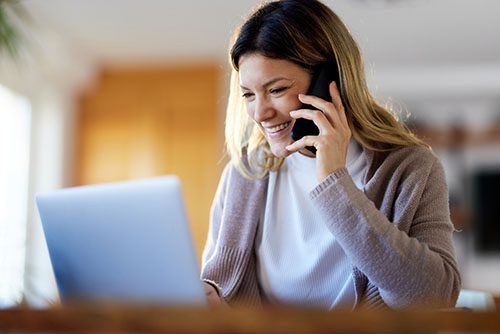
1;0;499;308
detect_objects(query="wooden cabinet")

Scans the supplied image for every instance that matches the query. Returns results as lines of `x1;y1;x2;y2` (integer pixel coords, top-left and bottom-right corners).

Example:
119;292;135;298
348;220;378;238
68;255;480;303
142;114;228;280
76;64;225;259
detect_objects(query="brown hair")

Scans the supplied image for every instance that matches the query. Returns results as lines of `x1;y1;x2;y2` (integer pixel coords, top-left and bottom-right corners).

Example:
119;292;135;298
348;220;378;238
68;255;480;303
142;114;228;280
226;0;427;179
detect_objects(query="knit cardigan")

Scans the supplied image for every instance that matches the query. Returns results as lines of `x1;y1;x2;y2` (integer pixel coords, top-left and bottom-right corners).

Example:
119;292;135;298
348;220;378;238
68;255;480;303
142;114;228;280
201;145;461;309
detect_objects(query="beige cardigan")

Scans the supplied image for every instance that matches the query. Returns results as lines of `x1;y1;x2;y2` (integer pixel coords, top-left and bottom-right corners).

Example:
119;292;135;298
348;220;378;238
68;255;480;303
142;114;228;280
201;145;461;309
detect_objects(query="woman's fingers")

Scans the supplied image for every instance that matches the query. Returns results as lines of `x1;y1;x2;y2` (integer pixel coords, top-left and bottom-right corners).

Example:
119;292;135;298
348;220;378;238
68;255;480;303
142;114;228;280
289;108;331;134
328;82;349;130
298;93;340;128
286;135;318;152
298;93;333;113
328;81;342;110
299;81;347;131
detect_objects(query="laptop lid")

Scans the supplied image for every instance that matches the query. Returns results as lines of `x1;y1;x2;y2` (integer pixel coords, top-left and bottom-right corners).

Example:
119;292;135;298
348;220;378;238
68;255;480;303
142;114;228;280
36;176;205;306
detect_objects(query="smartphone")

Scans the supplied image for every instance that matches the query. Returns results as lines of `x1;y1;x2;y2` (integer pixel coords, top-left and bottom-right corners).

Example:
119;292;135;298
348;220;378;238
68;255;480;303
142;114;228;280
291;60;340;154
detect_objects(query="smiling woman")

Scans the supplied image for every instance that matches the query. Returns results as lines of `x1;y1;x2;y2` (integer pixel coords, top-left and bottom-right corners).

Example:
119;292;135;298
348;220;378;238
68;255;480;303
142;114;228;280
200;0;460;310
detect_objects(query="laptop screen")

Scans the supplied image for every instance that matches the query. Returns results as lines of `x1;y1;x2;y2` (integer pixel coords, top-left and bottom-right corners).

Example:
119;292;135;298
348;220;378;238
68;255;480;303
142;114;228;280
36;176;206;306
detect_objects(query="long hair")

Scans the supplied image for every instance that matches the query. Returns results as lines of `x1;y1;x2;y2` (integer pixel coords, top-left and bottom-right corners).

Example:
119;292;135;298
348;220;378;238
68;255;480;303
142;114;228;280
226;0;427;179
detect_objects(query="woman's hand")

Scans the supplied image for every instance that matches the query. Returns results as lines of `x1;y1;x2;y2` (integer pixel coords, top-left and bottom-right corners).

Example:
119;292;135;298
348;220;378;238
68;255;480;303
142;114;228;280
286;81;351;183
203;282;228;308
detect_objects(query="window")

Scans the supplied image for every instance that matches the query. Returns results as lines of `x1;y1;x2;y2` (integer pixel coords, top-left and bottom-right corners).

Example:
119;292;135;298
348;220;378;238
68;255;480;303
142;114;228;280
0;84;31;307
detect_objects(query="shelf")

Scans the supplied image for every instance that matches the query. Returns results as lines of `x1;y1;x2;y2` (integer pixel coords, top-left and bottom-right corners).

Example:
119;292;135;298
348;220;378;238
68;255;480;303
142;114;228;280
411;126;500;149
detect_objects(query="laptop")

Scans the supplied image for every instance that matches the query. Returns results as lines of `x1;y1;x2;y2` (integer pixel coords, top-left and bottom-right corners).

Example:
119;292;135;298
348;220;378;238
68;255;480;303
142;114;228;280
36;176;206;306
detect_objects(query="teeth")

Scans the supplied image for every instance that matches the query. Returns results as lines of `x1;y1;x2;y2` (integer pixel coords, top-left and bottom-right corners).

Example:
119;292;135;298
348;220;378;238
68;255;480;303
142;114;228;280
267;122;291;133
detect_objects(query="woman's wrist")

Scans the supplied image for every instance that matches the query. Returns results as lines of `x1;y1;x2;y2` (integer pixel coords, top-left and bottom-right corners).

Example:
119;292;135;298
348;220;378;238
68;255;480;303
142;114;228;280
311;167;349;199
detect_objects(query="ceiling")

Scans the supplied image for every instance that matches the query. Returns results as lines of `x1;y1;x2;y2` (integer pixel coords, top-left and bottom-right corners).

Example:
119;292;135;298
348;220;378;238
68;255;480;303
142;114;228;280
21;0;500;68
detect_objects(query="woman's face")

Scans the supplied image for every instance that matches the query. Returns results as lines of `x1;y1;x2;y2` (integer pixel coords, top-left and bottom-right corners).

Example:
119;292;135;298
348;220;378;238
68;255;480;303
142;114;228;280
238;53;312;158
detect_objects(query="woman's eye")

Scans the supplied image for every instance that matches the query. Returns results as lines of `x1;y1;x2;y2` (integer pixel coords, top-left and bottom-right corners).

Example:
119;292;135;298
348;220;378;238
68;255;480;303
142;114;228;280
242;92;254;99
270;87;288;95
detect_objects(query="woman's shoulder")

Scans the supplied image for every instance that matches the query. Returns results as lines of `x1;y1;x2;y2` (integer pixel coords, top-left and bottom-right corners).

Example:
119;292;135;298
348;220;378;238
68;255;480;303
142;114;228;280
373;144;437;165
366;144;441;181
219;159;268;190
392;144;438;163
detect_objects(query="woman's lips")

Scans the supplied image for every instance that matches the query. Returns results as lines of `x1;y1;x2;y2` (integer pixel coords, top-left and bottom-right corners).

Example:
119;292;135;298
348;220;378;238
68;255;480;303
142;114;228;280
265;121;292;138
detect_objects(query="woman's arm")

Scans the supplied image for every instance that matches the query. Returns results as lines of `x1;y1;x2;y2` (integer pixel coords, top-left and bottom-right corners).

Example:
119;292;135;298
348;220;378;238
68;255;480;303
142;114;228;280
311;153;461;309
200;164;231;302
199;162;266;305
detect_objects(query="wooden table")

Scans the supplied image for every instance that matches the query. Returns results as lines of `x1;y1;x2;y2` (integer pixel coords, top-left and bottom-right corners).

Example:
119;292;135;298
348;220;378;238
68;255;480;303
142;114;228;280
1;306;500;333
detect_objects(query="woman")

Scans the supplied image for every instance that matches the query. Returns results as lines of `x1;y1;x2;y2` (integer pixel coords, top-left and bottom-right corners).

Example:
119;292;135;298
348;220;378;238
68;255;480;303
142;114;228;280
201;0;460;310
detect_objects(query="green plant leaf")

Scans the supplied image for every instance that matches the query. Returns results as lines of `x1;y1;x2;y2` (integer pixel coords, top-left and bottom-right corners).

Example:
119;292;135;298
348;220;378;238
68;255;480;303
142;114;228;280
0;0;21;58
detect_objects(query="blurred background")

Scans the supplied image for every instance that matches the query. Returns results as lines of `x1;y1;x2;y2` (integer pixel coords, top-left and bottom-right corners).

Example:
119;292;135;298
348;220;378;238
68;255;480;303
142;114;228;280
0;0;499;308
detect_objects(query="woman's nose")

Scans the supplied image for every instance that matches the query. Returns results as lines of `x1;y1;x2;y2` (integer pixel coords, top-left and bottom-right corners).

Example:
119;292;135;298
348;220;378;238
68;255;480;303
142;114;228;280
253;96;274;122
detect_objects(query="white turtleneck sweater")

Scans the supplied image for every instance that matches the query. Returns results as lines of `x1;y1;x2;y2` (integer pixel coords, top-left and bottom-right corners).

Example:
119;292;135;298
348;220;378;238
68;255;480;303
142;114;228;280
255;140;367;309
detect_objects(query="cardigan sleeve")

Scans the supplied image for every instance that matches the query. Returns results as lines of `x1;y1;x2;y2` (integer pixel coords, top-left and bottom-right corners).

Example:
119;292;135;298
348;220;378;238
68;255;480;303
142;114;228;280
201;163;231;275
199;162;266;304
310;150;461;309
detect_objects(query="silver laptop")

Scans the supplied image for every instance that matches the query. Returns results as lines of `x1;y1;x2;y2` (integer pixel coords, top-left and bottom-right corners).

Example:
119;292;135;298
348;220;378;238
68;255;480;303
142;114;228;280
36;176;206;306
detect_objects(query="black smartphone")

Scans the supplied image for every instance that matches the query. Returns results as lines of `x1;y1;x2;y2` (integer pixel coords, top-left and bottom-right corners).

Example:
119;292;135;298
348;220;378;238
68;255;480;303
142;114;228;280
291;60;340;154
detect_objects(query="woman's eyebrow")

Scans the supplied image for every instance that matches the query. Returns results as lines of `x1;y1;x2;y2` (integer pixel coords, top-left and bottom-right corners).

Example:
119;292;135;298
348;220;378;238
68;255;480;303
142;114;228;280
240;77;292;90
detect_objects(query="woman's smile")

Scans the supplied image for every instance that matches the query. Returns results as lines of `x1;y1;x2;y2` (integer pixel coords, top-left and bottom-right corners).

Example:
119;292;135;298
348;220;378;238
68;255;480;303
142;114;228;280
264;121;293;137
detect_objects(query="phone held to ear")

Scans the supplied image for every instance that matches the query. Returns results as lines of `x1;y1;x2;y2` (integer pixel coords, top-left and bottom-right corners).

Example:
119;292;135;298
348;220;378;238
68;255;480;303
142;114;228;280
291;60;340;154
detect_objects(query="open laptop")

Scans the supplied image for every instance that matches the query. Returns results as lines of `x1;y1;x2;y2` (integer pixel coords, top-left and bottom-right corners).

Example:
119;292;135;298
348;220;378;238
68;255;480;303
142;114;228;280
36;176;206;306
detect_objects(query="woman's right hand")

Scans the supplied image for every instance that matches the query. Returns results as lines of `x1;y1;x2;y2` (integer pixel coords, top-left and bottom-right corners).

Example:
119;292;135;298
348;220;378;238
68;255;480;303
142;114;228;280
203;282;228;308
286;82;351;183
